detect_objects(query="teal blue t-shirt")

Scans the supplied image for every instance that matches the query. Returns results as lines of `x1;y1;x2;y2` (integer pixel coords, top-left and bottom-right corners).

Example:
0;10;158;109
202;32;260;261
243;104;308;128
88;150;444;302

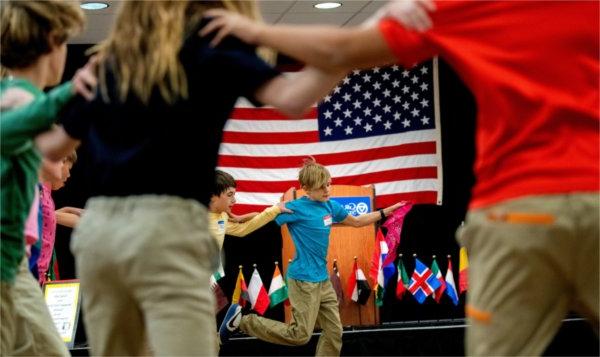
275;196;348;282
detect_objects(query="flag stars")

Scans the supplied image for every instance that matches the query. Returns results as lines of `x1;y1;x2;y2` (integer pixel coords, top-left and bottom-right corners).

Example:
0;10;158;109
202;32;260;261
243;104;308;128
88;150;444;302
373;114;382;123
421;116;430;125
420;66;429;75
383;89;391;97
373;82;382;90
353;117;363;126
411;75;419;84
353;100;362;109
373;98;381;107
363;123;373;132
343;93;352;102
323;126;333;136
343;109;352;118
344;126;354;135
420;83;429;91
411;108;420;117
391;80;400;88
323;110;333;119
403;102;410;110
411;92;419;101
393;112;401;120
392;95;402;104
333;86;341;93
372;67;381;73
391;65;400;71
402;119;411;127
334;118;343;127
420;99;429;108
382;72;391;80
323;95;331;102
363;91;372;100
352;69;361;75
383;105;391;113
333;102;342;110
402;70;410;77
362;74;371;82
363;107;372;116
402;85;410;94
384;121;392;130
353;83;362;92
342;77;351;85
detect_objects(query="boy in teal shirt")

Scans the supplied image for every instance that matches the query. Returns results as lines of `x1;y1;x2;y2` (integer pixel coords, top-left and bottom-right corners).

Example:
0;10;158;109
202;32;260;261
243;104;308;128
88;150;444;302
220;158;403;356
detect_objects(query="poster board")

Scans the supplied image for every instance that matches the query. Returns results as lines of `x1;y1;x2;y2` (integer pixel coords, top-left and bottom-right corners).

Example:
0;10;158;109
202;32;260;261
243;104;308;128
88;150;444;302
281;185;379;326
43;279;82;348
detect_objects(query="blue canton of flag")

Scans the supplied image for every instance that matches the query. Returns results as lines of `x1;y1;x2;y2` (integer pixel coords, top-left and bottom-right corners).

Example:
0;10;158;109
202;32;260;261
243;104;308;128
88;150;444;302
318;64;435;141
408;258;442;304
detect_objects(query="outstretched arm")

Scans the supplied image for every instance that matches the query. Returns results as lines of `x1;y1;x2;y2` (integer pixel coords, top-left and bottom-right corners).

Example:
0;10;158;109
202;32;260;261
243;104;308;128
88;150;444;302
340;201;405;228
202;10;396;73
226;201;292;237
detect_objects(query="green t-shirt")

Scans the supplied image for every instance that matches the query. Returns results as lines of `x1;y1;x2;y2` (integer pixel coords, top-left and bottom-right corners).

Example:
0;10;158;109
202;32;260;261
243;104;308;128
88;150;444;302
0;78;72;283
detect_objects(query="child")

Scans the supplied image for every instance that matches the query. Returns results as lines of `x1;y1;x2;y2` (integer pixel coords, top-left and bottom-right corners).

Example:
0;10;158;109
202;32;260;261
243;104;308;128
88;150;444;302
219;158;404;356
0;1;93;354
209;170;290;251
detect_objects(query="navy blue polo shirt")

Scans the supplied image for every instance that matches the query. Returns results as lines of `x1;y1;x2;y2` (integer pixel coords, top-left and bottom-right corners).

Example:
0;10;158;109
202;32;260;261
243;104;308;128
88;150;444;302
59;22;279;206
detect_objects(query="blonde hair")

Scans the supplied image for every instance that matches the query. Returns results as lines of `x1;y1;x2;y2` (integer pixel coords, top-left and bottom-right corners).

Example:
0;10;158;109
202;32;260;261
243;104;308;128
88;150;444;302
0;0;84;69
299;157;331;191
93;0;274;105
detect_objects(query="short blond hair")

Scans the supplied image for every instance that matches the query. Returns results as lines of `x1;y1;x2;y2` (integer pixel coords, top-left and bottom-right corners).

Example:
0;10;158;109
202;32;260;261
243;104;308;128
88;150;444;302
298;157;330;191
1;0;84;69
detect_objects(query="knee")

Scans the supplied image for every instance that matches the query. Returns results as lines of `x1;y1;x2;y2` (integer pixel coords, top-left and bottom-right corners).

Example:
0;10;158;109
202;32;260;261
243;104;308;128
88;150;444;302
290;330;312;346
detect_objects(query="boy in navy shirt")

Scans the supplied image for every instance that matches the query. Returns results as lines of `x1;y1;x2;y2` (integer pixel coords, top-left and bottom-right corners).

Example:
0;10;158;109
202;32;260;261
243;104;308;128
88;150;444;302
220;158;403;356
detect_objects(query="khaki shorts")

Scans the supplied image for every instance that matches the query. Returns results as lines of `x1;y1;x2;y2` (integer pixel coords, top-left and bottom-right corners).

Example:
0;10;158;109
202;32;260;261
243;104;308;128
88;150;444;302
458;193;599;355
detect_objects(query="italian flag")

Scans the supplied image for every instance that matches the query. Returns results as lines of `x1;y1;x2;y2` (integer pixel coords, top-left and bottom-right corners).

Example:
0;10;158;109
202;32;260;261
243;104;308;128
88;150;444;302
248;267;270;315
268;263;288;308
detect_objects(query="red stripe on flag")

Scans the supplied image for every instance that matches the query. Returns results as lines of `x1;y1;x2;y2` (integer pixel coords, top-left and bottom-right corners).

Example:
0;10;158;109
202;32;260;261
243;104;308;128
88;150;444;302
375;191;438;207
233;167;438;193
218;142;437;169
221;131;319;144
230;107;318;120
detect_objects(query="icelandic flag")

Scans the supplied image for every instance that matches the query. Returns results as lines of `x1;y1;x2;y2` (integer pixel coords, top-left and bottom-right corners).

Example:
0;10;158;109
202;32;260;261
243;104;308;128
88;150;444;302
408;258;441;304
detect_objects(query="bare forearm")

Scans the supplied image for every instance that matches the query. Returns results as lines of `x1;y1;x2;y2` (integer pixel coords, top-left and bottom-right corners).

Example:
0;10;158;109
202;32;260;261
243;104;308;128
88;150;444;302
254;24;396;71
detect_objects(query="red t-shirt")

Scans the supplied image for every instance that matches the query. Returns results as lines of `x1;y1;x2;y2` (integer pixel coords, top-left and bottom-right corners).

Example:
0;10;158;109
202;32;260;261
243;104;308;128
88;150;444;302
379;1;599;208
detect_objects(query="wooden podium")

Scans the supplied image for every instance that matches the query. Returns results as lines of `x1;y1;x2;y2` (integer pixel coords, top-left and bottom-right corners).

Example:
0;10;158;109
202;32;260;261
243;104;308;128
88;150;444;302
280;185;379;326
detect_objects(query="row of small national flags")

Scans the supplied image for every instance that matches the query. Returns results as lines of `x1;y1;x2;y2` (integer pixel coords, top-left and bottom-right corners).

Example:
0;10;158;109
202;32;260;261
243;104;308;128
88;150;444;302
210;245;470;314
369;228;470;306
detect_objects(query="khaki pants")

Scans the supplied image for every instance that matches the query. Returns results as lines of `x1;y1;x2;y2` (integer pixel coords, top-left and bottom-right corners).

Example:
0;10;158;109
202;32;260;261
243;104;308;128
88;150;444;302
72;195;219;356
10;258;69;356
1;282;16;355
240;278;343;356
458;193;599;356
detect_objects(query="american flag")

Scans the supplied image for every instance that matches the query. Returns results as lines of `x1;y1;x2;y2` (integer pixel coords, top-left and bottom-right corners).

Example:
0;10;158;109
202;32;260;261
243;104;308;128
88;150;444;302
218;59;443;214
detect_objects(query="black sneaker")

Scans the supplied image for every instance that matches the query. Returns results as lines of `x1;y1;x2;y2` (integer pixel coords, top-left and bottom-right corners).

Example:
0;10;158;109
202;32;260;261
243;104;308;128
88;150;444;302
219;303;242;343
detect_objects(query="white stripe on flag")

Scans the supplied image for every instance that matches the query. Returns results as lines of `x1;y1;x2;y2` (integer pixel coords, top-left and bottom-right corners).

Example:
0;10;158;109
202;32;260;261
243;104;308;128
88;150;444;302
224;119;318;133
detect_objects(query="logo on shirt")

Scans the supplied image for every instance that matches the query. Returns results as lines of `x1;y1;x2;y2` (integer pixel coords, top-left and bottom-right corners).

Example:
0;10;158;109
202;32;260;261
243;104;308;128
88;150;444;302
323;214;332;226
217;220;226;233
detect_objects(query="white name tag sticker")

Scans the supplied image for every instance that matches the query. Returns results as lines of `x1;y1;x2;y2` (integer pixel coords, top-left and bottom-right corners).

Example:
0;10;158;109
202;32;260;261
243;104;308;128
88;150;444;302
323;214;332;226
217;220;226;232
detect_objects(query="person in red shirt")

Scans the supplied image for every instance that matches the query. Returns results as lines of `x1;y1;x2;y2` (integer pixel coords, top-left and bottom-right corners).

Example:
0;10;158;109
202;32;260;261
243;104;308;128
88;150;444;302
202;1;599;354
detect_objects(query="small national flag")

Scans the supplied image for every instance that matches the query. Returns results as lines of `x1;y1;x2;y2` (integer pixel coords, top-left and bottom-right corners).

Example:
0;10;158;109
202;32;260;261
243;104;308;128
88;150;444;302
268;262;288;308
248;266;271;315
445;257;459;306
347;259;371;305
430;256;447;303
396;254;410;299
370;229;395;307
232;266;249;307
210;262;228;312
408;258;441;304
330;260;344;304
459;247;469;293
